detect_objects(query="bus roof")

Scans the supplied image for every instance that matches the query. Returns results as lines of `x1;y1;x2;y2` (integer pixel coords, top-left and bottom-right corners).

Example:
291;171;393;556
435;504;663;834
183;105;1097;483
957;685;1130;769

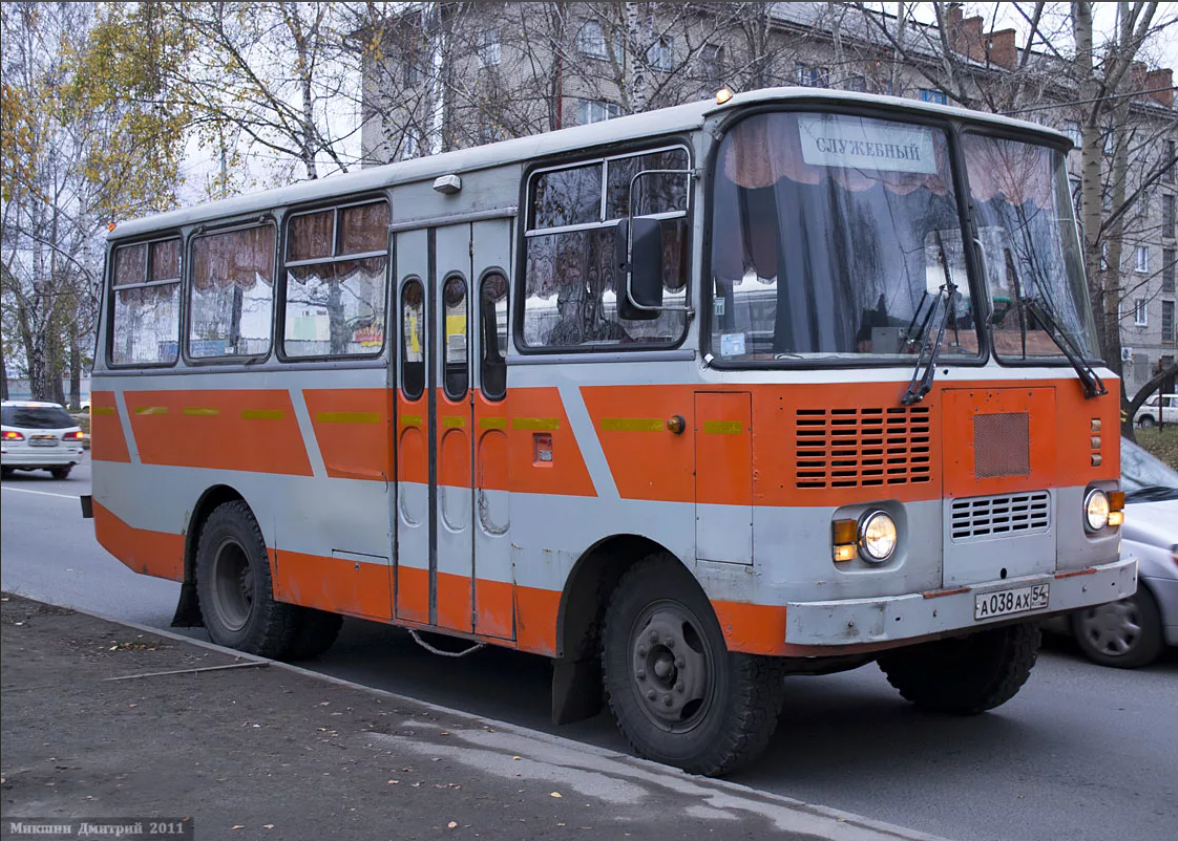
110;87;1067;241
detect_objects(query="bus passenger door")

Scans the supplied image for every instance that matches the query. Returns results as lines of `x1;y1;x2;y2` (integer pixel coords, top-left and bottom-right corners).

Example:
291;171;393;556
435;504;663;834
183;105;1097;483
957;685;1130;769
394;230;432;625
471;218;514;640
434;223;476;632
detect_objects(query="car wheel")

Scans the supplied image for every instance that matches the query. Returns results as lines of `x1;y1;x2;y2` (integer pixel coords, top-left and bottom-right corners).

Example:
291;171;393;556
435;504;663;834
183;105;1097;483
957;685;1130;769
1138;415;1156;428
878;622;1040;714
194;500;300;658
601;553;785;777
49;467;72;480
1069;587;1164;669
1;467;12;480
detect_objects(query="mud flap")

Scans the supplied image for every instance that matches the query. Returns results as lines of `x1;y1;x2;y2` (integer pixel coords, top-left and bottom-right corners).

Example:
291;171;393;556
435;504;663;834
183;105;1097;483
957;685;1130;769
551;658;603;725
171;579;204;628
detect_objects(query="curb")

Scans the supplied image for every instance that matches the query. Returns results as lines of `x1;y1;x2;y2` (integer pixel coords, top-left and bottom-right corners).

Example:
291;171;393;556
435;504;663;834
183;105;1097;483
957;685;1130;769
7;593;955;841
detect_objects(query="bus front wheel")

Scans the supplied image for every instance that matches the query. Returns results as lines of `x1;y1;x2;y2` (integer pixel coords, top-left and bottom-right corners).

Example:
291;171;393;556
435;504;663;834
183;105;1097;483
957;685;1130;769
877;622;1040;714
601;554;785;777
195;500;301;658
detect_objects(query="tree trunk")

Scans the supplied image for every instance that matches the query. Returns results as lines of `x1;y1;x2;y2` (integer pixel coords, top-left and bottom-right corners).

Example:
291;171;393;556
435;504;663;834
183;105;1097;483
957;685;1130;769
0;332;9;401
69;319;81;411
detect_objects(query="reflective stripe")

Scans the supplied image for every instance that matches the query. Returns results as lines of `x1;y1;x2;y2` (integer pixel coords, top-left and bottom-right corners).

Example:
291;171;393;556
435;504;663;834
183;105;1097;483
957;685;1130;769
512;417;559;430
600;417;663;432
316;411;381;424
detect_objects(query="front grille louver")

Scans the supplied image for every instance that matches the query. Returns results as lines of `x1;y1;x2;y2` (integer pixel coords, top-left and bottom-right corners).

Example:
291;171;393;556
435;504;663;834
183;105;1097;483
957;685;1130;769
795;406;931;489
951;492;1050;541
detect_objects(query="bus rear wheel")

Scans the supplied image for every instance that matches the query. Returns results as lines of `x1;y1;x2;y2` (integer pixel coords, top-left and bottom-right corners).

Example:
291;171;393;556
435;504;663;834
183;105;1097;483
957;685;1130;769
877;622;1040;714
195;500;300;658
601;554;785;777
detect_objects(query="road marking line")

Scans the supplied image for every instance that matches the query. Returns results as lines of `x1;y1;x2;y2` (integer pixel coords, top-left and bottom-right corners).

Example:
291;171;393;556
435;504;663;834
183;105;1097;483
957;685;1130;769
0;487;80;500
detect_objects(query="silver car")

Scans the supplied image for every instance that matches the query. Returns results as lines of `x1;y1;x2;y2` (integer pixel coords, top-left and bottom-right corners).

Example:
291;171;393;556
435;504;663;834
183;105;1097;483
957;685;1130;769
1067;438;1178;667
0;401;86;480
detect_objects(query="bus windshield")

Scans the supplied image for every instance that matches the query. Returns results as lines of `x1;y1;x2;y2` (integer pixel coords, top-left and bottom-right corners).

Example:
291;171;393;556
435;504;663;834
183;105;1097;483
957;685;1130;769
710;111;978;364
962;134;1100;361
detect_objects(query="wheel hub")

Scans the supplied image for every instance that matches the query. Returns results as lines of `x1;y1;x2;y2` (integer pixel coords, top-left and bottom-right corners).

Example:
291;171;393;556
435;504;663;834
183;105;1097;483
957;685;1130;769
1079;599;1140;655
212;539;254;632
630;604;712;730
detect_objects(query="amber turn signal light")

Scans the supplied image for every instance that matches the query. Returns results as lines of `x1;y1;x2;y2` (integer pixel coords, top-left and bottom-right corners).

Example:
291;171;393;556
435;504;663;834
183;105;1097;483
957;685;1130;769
833;544;857;563
832;519;858;545
1109;491;1125;512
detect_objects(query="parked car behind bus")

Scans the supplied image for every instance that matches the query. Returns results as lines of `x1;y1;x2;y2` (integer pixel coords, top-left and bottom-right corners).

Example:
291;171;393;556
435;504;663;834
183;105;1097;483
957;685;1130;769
1134;394;1177;428
1066;438;1178;667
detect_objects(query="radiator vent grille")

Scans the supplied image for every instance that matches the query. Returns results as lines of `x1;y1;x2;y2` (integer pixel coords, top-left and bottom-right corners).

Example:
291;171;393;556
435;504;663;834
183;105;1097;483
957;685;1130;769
795;406;932;489
973;412;1030;478
951;491;1050;541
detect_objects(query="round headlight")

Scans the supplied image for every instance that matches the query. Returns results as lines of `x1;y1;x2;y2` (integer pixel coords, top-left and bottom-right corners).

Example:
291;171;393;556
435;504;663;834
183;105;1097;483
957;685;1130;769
860;511;898;562
1085;488;1110;531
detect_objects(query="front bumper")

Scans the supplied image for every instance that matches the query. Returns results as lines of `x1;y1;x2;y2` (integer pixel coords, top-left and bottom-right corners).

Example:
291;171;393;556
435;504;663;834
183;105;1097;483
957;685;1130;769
2;450;85;468
784;557;1138;648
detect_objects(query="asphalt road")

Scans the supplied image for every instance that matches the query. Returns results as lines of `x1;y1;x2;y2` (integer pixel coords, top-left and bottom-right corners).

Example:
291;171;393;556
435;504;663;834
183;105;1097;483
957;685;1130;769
3;461;1176;841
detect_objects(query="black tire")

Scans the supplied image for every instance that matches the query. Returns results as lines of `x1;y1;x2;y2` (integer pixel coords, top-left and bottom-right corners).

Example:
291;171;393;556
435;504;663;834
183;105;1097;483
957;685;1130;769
286;608;344;660
1;467;13;479
50;467;72;480
1070;586;1164;669
194;500;300;658
878;622;1040;714
602;553;785;777
1138;415;1156;428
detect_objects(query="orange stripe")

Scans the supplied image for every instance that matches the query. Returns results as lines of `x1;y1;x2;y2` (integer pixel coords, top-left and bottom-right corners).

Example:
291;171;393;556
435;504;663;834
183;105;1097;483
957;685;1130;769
514;584;561;656
711;600;789;656
93;501;183;581
125;389;312;476
475;578;515;640
436;570;472;632
273;549;392;620
396;565;430;625
88;391;131;463
304;388;393;481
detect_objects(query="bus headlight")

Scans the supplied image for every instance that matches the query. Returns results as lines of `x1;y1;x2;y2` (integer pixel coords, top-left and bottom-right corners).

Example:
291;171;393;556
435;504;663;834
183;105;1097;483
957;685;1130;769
860;511;897;562
1084;488;1110;531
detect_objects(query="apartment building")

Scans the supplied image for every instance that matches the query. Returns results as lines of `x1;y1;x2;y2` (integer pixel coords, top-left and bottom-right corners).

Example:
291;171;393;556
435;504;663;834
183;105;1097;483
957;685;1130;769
358;2;1176;394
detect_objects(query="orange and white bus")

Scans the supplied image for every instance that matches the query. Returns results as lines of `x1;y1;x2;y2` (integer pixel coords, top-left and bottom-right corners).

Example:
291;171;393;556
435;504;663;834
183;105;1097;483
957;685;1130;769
86;88;1136;776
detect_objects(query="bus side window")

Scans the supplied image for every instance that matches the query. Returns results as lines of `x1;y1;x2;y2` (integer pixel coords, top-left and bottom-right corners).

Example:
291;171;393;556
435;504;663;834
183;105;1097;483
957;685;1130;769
443;274;469;399
110;238;182;366
480;272;508;400
401;279;425;400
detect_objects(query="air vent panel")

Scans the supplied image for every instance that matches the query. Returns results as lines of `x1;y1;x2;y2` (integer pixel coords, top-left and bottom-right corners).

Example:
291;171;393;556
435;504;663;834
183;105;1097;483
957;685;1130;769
951;491;1050;541
795;406;931;489
973;412;1030;478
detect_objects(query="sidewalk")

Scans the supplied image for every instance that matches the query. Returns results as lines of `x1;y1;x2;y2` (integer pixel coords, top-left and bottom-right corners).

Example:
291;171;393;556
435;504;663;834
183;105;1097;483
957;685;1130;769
1;594;945;841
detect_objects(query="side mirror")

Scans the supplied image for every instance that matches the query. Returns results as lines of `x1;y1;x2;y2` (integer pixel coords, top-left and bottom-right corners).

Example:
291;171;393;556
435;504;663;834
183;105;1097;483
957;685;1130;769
614;217;663;321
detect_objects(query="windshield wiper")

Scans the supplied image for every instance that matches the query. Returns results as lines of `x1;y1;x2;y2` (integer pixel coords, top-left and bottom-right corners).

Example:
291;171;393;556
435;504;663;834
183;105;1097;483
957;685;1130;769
1124;485;1178;502
902;232;957;406
1019;296;1107;399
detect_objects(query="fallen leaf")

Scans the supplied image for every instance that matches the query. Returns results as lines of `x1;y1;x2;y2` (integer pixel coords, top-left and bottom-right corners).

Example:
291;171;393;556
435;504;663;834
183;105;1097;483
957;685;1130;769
513;756;521;761
231;826;244;831
447;821;458;829
263;825;275;830
387;780;399;785
550;792;562;799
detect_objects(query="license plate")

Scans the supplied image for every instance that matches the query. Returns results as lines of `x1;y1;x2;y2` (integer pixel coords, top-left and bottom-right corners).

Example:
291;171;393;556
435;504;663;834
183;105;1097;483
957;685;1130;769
974;584;1049;621
29;435;59;448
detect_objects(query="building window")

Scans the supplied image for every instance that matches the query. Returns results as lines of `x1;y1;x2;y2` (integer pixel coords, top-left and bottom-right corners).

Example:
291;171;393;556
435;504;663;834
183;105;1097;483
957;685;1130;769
403;59;420;87
795;63;830;88
1165;140;1175;183
1064;122;1083;147
402;128;419;159
1135;245;1150;273
1163;300;1175;345
1135;298;1148;327
701;43;725;84
919;88;948;104
1164;249;1175;292
647;36;673;71
577;20;618;61
576;100;620;125
477;28;501;67
1164;195;1176;238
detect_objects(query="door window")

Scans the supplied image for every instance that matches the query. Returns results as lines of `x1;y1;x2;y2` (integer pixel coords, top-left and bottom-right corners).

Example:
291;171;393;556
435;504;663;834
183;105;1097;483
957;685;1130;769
401;279;425;399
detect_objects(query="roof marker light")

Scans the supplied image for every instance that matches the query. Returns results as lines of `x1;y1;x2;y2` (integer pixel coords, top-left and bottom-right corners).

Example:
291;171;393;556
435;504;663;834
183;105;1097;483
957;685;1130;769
716;87;733;105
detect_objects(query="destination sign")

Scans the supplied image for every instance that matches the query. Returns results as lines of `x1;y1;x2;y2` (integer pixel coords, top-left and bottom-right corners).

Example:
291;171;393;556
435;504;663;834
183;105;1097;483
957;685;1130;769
798;115;937;174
